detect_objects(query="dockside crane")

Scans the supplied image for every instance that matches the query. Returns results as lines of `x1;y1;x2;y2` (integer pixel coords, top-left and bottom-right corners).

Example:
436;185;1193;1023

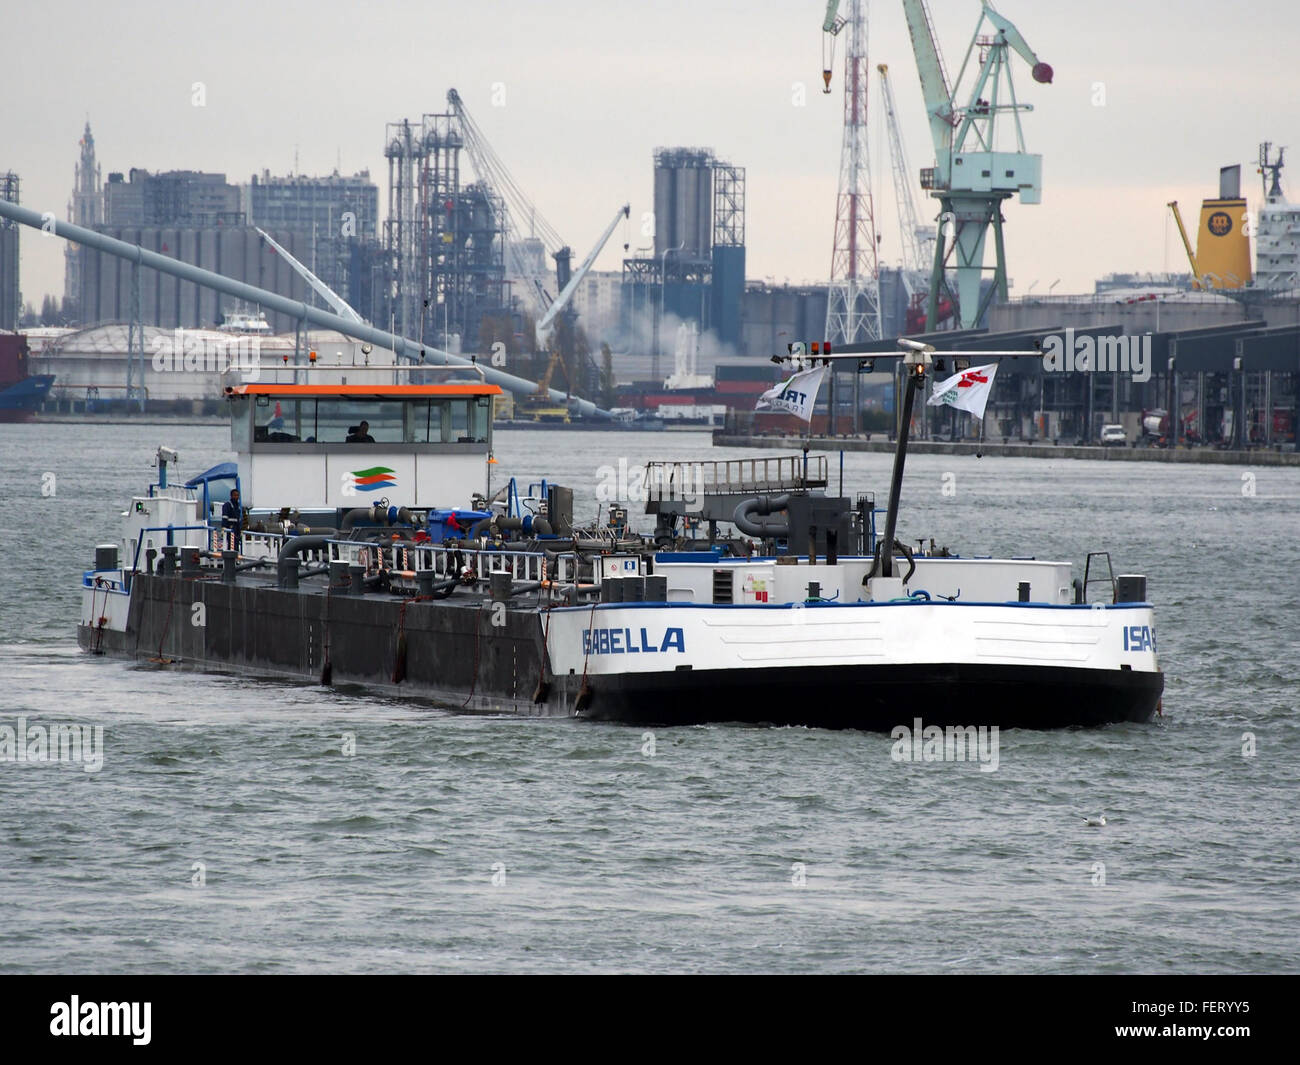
447;89;574;331
254;226;365;324
901;0;1052;329
523;204;631;419
448;89;630;406
534;203;630;351
1166;201;1204;290
877;63;934;278
821;0;847;92
877;62;945;329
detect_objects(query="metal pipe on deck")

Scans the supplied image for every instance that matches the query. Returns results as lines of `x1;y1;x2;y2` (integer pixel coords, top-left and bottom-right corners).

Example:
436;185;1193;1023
732;493;791;538
277;535;333;562
0;198;614;419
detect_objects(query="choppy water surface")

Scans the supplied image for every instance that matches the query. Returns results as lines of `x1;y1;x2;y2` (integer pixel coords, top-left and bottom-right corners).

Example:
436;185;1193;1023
0;422;1296;973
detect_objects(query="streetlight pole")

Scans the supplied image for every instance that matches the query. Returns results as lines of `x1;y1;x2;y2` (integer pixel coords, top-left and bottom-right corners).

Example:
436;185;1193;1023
1038;363;1045;441
1167;356;1176;448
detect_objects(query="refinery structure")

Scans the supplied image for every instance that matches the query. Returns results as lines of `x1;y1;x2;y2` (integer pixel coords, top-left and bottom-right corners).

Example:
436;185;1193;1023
0;1;1297;447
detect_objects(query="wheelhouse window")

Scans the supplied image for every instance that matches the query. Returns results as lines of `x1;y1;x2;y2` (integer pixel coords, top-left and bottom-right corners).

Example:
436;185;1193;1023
469;396;490;442
313;398;403;444
242;394;491;444
252;396;304;442
230;395;251;449
402;398;489;443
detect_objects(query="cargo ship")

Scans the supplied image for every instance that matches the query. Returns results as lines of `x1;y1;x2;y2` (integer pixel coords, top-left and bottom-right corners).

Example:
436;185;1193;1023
76;342;1163;730
0;332;54;422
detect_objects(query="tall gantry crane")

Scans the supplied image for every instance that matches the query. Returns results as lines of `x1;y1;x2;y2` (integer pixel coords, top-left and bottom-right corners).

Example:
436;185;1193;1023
823;0;883;346
449;90;628;340
877;63;932;278
877;63;938;312
448;89;568;330
447;89;629;409
901;0;1052;329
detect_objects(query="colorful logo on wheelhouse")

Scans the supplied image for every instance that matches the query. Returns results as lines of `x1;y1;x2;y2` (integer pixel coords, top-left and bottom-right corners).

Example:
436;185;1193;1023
348;466;397;492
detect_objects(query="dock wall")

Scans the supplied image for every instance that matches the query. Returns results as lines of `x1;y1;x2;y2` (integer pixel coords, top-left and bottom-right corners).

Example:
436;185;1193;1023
713;435;1300;467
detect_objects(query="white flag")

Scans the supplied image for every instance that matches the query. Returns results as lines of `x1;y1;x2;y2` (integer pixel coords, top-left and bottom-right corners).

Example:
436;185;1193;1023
927;363;999;420
756;364;828;422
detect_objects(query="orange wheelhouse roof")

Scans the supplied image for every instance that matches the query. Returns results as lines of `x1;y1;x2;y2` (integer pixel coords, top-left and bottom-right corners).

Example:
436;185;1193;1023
229;383;503;398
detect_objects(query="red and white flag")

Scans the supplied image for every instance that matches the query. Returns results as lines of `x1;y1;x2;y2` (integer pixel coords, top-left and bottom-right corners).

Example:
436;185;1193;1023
927;363;999;420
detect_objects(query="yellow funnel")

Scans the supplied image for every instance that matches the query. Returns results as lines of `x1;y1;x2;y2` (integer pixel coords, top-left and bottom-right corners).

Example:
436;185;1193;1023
1196;199;1252;289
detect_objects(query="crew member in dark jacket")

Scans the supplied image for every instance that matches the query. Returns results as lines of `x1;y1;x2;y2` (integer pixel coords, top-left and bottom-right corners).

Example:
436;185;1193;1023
221;488;243;551
347;420;375;443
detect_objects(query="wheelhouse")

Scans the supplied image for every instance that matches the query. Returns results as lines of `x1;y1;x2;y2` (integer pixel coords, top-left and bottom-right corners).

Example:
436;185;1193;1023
226;382;503;510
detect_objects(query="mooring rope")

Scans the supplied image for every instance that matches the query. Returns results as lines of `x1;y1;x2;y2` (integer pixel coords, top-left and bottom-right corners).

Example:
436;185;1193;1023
461;602;487;709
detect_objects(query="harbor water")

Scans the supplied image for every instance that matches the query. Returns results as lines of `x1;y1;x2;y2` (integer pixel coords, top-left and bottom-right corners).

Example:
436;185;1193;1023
1;422;1297;973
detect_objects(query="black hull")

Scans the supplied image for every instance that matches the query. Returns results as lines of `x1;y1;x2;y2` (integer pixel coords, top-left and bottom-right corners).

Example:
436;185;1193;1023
78;573;554;716
555;663;1163;730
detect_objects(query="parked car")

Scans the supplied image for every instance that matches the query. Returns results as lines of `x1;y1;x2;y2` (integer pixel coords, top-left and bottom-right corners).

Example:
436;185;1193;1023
1099;424;1127;447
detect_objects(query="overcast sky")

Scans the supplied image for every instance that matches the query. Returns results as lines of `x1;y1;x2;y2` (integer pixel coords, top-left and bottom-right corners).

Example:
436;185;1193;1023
5;0;1298;306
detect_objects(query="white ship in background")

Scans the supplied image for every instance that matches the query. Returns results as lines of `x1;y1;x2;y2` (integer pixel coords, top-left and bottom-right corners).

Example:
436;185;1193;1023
217;306;273;335
1254;142;1300;292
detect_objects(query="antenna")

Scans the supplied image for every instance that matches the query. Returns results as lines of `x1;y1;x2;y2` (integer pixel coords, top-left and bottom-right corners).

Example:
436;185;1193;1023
1260;141;1286;201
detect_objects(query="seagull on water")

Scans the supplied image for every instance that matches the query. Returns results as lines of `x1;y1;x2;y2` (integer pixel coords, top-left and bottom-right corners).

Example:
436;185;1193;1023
1082;813;1107;827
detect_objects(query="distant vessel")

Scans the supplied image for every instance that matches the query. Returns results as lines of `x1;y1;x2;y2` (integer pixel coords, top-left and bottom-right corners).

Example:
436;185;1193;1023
217;308;272;335
0;332;54;422
1255;142;1300;291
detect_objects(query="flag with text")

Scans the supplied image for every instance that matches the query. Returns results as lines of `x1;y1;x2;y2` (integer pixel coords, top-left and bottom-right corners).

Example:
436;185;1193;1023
756;365;828;422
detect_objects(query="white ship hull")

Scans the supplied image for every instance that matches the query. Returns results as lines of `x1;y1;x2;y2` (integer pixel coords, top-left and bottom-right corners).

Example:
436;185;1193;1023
543;600;1161;728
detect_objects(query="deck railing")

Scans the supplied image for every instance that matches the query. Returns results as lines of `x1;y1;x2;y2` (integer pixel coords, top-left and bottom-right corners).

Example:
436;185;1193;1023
643;455;828;501
223;529;584;587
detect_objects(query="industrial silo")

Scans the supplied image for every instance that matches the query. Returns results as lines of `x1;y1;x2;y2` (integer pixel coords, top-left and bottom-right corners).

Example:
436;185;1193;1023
653;148;714;260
